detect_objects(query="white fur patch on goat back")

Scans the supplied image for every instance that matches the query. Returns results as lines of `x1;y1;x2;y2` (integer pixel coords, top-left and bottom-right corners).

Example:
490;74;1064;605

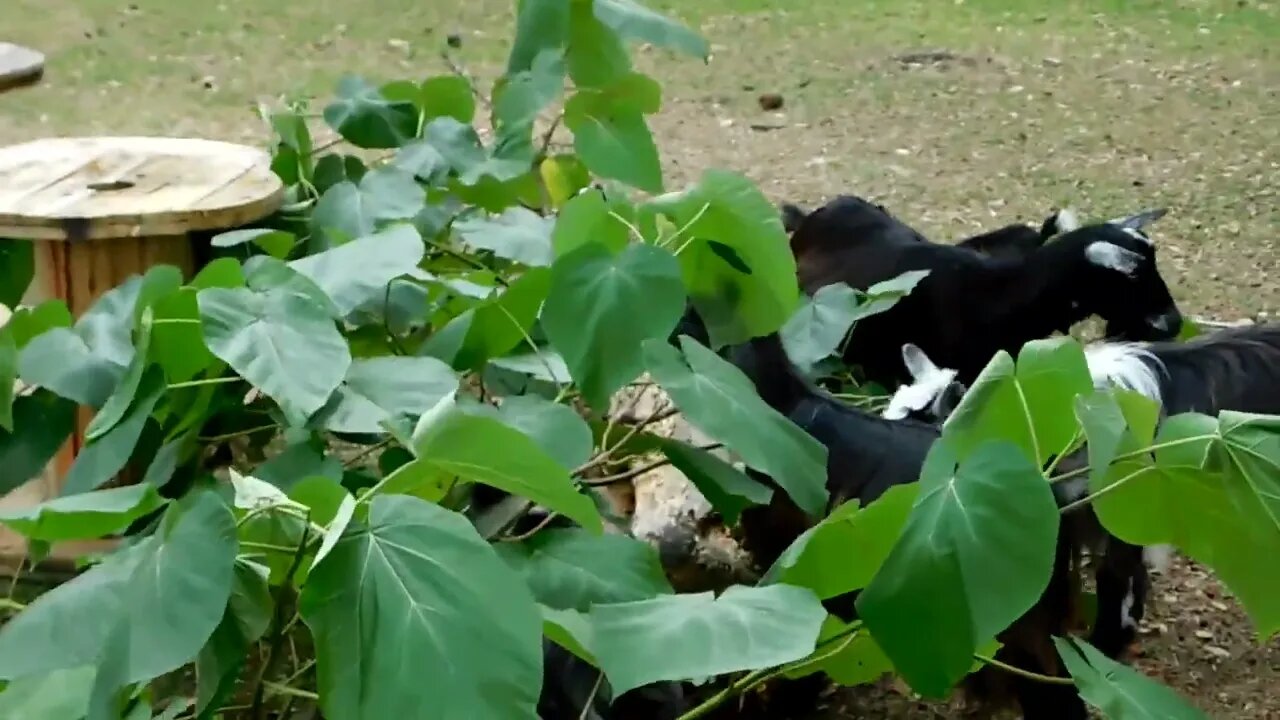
1085;240;1143;276
1055;208;1082;233
1084;343;1165;404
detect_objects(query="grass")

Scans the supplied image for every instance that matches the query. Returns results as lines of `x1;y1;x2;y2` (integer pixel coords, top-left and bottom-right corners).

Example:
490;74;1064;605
2;2;1279;713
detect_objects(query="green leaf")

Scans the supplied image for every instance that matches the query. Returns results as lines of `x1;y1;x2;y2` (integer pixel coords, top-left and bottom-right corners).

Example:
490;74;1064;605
643;336;828;516
494;50;565;133
593;0;709;59
647;170;800;346
857;440;1060;697
85;309;154;442
0;666;95;720
1055;637;1208;719
495;528;672;612
0;390;76;496
411;411;602;532
657;439;772;524
540;154;593;209
451;267;552;371
61;367;165;496
764;484;918;600
323;75;419;149
508;0;571;73
1075;390;1131;490
420;75;476;123
300;495;543;720
566;0;631;87
253;440;343;492
590;584;827;695
544;243;685;409
0;484;166;542
541;606;597;664
314;154;368;193
1093;412;1280;638
423;117;529;188
393;140;448;184
195;559;273;716
780;273;930;373
0;238;34;308
19;329;124;408
0;328;15;432
198;274;351;426
316;356;458;434
493;395;594;470
943;336;1093;465
211;228;296;258
453;207;555;267
310;168;427;246
151;289;216;383
563;74;662;193
3;299;72;349
0;492;236;683
551;189;630;259
289;224;425;316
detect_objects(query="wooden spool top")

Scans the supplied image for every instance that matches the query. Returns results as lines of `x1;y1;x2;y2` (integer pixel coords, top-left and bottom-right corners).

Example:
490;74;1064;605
0;43;45;93
0;136;285;241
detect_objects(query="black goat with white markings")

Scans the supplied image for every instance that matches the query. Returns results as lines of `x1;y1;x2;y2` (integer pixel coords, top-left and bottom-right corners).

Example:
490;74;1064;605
880;325;1280;665
674;309;1114;720
783;195;1182;386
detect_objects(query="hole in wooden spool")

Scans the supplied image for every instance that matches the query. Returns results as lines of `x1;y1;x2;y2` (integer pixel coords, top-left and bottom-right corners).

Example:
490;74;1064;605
87;180;135;192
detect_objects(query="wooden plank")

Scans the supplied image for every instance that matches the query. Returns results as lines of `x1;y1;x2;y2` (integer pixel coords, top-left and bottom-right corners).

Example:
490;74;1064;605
0;43;44;94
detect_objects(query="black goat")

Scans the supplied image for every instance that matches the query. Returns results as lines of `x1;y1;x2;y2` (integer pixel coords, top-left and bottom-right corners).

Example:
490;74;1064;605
882;327;1280;661
785;195;1182;385
675;313;1121;720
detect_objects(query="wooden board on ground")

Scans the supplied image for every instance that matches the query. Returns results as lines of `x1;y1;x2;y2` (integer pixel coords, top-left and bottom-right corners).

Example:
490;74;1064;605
0;42;44;93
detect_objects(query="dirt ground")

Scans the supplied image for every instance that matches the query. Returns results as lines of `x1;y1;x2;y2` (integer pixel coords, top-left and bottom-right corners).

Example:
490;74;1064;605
3;0;1278;716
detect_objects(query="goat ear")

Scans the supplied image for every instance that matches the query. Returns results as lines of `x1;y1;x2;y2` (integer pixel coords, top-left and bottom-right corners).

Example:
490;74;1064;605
1085;241;1144;276
780;203;808;233
901;343;938;379
1109;207;1168;232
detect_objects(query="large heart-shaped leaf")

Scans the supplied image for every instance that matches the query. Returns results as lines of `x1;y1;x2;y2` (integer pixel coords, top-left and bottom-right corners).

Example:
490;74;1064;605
289;224;425;317
783;616;892;687
419;75;477;124
543;242;685;409
453;207;555;267
644;336;828;516
494;49;565;134
0;238;34;308
550;188;630;259
944;336;1093;465
857;440;1060;697
60;366;166;496
315;356;458;435
507;0;571;73
781;273;930;373
412;410;601;532
646;170;800;347
198;270;351;426
310;168;427;247
1092;411;1280;638
764;483;918;600
0;492;236;683
592;0;709;59
657;439;772;524
1055;637;1208;719
566;0;631;88
195;559;273;715
492;395;594;470
446;268;552;372
495;528;672;611
323;75;419;149
0;666;96;720
589;584;826;695
299;495;543;720
563;74;662;192
0;484;166;541
0;390;76;496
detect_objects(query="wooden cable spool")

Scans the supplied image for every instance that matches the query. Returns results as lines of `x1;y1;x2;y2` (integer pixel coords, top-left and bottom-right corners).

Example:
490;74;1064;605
0;136;283;565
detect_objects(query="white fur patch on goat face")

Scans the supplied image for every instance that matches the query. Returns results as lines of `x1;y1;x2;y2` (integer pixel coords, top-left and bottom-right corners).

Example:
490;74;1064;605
1085;241;1144;277
884;345;958;420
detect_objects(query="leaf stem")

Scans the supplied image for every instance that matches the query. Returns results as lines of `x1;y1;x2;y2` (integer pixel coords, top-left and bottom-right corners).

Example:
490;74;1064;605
1059;465;1155;515
0;597;27;612
577;671;605;720
1049;433;1211;485
423;236;509;286
495;303;565;396
973;653;1076;686
608;211;646;243
666;202;711;255
342;437;393;468
199;424;279;443
151;318;201;325
168;376;241;390
497;510;560;542
251;517;311;720
1041;428;1084;480
262;681;320;700
576;405;679;476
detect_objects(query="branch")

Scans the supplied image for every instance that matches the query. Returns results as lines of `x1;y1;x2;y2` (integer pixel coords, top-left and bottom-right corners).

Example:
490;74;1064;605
440;51;492;109
575;405;680;476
